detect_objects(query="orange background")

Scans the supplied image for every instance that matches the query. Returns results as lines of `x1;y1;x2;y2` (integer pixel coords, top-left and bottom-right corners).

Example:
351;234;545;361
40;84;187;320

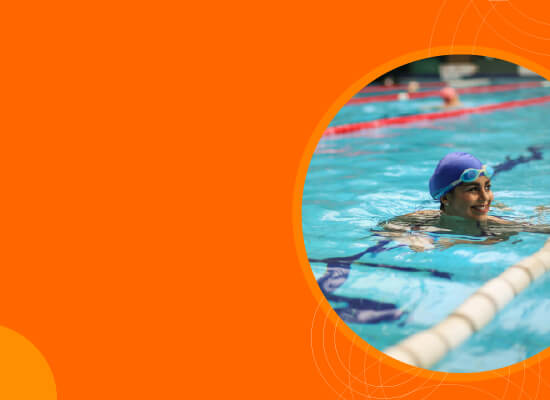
3;0;550;398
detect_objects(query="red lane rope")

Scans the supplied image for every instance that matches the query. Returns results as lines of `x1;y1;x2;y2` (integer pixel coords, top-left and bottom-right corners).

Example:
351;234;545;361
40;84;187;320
348;81;546;105
359;82;445;93
325;95;550;136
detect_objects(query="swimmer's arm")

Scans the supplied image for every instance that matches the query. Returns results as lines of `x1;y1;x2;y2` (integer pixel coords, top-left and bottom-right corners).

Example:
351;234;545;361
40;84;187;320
437;236;508;249
378;210;440;229
489;215;550;233
515;223;550;234
375;231;435;252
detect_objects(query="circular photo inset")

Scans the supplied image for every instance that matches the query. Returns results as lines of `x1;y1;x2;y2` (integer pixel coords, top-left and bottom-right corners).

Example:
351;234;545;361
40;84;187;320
302;55;550;372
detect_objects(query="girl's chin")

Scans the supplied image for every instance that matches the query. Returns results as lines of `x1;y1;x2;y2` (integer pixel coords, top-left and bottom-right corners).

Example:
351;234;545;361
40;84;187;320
468;213;489;221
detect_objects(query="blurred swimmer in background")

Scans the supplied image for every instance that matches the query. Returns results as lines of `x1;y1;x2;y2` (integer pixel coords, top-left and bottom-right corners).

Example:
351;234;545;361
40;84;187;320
407;81;420;93
440;86;461;108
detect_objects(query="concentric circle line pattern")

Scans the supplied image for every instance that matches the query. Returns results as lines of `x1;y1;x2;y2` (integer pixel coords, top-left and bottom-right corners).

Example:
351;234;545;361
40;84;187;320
487;366;513;400
347;333;362;398
428;0;449;57
332;318;362;387
333;320;372;398
310;294;450;399
508;0;550;27
530;354;548;399
368;383;500;400
533;355;543;400
308;237;549;398
330;311;415;396
361;338;371;396
335;316;427;394
483;359;546;400
380;361;438;389
310;302;343;398
450;0;475;54
397;371;443;399
518;360;530;400
316;321;542;400
310;267;451;397
321;301;343;391
469;0;550;56
471;6;493;54
428;0;550;57
333;317;397;394
374;352;430;391
488;2;550;40
318;303;382;398
321;304;356;395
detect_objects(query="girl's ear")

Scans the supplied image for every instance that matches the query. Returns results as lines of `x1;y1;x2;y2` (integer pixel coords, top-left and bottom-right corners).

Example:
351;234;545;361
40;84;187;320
441;192;451;205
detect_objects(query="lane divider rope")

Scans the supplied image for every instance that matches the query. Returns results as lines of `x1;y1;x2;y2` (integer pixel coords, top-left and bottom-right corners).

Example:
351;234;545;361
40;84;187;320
383;238;550;369
324;95;550;135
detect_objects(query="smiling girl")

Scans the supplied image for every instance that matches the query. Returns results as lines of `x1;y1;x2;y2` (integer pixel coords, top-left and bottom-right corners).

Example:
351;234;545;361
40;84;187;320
378;152;550;251
432;152;495;222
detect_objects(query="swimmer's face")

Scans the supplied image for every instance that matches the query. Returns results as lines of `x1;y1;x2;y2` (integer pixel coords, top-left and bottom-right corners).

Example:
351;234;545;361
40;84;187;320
443;96;459;106
442;176;493;221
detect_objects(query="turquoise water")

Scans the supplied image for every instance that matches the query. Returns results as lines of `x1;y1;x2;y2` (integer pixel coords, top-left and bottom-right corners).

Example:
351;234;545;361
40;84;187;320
302;79;550;372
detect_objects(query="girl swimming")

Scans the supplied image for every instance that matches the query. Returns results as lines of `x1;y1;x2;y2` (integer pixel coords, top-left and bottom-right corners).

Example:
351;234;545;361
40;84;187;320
378;152;550;251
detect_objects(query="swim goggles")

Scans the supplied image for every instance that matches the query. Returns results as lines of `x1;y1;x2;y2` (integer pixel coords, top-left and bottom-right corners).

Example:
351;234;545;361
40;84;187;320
434;165;494;200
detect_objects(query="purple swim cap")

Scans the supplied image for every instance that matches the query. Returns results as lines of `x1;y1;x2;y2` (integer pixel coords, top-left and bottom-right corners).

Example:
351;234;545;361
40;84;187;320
429;152;484;200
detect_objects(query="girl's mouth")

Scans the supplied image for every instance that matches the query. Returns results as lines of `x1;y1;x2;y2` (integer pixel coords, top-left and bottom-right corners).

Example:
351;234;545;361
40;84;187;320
471;204;489;214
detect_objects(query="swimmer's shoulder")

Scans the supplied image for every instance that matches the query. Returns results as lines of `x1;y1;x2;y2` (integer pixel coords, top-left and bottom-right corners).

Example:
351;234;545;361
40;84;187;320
488;215;550;233
487;215;514;224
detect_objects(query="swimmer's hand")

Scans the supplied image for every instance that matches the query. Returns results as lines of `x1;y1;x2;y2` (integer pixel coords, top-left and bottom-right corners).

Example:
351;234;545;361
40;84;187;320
409;245;428;253
492;202;512;211
435;238;458;250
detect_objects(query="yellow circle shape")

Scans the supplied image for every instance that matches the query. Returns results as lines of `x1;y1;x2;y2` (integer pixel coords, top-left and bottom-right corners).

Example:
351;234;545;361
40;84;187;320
0;326;56;399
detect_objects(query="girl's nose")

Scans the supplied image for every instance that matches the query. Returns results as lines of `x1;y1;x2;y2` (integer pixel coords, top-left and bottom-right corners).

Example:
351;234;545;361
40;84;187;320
479;188;490;201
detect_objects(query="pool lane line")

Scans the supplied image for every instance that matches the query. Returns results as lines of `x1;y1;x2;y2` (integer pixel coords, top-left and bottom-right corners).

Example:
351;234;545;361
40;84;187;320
312;239;452;325
383;238;550;370
348;81;550;105
313;241;405;324
310;258;453;280
325;94;550;135
352;261;452;279
311;240;453;325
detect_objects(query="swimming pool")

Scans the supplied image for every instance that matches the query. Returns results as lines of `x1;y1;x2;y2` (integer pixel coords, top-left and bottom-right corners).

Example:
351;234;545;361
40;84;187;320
302;78;550;372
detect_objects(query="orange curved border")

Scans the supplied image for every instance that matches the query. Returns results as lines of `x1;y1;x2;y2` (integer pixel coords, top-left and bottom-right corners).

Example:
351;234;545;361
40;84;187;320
292;45;550;380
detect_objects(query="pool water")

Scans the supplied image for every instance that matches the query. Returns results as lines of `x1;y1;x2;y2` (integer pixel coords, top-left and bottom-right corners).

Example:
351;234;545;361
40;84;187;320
302;78;550;372
330;78;549;126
